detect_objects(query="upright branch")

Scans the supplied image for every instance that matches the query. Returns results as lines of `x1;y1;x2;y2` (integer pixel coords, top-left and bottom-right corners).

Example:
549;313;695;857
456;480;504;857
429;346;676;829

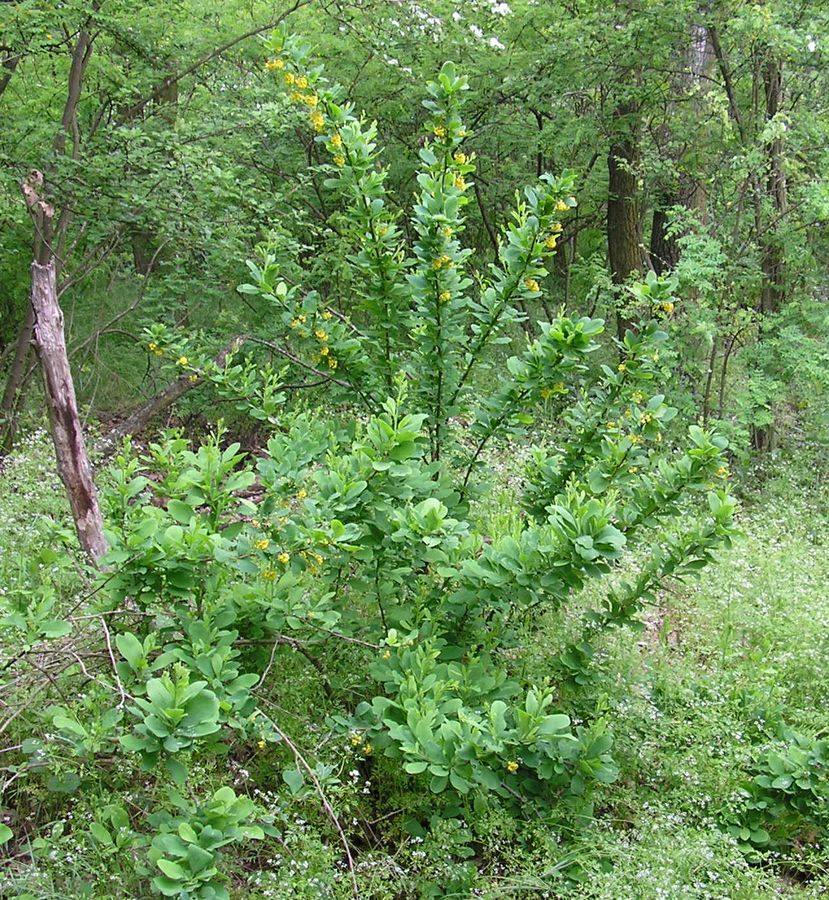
21;172;107;563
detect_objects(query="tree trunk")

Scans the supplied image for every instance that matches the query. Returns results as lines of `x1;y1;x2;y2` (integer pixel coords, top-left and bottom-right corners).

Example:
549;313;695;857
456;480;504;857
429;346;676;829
607;102;645;337
752;55;787;451
30;258;107;562
649;207;680;275
0;306;34;450
759;57;787;316
649;23;713;275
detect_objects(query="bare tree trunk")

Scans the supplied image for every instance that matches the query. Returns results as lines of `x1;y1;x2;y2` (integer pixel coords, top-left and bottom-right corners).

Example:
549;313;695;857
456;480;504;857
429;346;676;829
30;257;107;562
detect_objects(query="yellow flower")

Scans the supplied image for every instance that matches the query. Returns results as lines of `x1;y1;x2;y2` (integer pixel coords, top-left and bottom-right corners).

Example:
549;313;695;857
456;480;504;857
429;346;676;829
551;221;563;233
382;650;391;660
716;466;729;478
328;357;338;369
628;466;638;474
310;109;325;131
632;391;645;403
315;329;328;342
319;345;330;357
545;234;558;250
304;93;318;107
617;362;627;372
362;744;373;756
506;760;519;773
453;151;467;165
257;739;266;749
148;341;158;352
656;432;663;443
439;291;451;303
153;349;163;357
264;58;284;71
524;278;540;293
188;374;199;384
639;412;653;424
607;420;616;429
296;488;308;500
540;387;553;400
627;433;642;444
283;72;296;85
277;551;291;565
321;310;333;320
661;301;675;314
555;199;569;212
331;133;343;148
261;568;277;581
432;255;452;270
441;226;453;238
454;175;466;191
251;519;260;528
333;154;346;167
255;538;270;551
177;356;188;366
433;125;446;138
350;733;363;747
295;75;308;89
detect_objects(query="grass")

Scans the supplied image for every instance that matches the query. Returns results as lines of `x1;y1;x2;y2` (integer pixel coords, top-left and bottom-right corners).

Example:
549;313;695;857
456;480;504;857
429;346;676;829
1;430;827;897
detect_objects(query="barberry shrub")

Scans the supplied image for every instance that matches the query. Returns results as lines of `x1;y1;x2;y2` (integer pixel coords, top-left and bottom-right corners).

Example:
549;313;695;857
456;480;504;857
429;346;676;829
29;34;738;891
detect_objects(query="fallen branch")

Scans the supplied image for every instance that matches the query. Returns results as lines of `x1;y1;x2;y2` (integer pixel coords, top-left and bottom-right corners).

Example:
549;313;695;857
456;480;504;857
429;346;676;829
96;333;355;454
95;336;245;455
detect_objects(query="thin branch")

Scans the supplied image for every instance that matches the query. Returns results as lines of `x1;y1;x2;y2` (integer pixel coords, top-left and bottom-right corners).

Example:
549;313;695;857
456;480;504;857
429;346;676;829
118;1;312;122
266;711;359;898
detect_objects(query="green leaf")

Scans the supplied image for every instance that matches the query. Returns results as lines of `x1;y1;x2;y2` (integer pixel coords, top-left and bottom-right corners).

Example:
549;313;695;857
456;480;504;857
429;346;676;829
46;772;81;794
283;768;304;795
115;632;144;669
157;858;188;880
89;822;113;845
164;757;189;785
0;824;12;845
167;500;195;523
41;620;72;639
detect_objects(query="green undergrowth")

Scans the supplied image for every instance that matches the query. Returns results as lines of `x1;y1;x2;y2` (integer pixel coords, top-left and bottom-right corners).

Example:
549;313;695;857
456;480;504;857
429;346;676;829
0;429;827;897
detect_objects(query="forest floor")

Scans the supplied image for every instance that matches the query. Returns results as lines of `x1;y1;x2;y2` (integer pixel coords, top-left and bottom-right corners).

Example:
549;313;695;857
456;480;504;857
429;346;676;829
0;429;827;898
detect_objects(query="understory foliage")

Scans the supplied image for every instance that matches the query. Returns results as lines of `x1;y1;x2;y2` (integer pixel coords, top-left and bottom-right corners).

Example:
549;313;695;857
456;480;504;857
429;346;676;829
0;37;753;898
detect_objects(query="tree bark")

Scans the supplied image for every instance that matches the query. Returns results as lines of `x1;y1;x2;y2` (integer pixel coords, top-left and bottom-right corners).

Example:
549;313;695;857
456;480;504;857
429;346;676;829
649;23;712;275
0;306;34;450
759;56;787;315
751;55;787;451
30;257;107;561
607;102;645;337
